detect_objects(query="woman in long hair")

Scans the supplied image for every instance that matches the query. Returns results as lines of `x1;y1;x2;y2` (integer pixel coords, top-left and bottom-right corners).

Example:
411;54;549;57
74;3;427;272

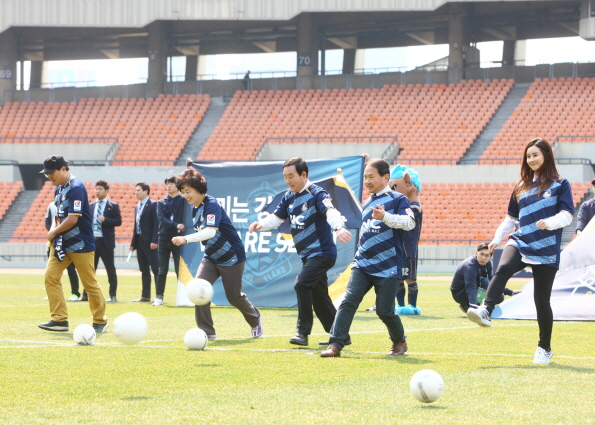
467;138;574;364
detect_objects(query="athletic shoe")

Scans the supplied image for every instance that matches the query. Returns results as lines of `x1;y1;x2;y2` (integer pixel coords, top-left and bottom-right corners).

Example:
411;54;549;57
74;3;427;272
365;305;376;312
68;294;80;302
251;315;263;338
38;320;69;332
533;347;553;364
152;298;164;306
467;305;492;327
410;305;422;315
290;334;308;346
207;335;217;341
458;304;468;314
92;322;109;333
396;305;415;315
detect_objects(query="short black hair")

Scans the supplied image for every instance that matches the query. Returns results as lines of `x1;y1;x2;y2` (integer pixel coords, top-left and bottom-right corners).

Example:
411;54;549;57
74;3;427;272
366;159;391;177
165;175;176;184
136;182;150;195
283;157;308;177
477;242;490;252
95;180;109;191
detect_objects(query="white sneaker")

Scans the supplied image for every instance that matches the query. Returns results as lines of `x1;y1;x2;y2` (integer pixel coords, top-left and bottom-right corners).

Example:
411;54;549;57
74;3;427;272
533;347;553;364
251;315;263;338
207;335;217;341
152;298;164;306
467;305;492;327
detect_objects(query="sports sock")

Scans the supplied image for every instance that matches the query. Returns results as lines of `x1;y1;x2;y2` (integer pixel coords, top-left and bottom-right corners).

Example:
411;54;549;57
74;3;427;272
407;282;418;307
396;281;406;307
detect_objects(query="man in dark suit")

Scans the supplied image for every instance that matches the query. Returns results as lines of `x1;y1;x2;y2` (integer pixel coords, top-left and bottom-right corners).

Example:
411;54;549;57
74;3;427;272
154;176;186;306
85;180;122;302
130;182;159;302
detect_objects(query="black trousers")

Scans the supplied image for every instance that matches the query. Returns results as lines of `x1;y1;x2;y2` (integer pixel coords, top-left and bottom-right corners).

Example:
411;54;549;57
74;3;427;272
294;256;337;336
451;277;503;311
484;245;558;350
136;242;159;299
93;238;118;297
156;239;181;297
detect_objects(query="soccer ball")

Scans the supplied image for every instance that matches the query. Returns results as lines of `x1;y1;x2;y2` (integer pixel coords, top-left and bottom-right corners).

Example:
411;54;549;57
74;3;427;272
410;369;444;403
113;312;148;345
186;278;214;306
73;324;96;346
184;328;208;350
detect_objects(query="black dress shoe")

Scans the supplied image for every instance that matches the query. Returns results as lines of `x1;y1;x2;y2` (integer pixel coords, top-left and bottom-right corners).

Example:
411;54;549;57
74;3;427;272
38;320;69;332
318;338;352;346
79;295;88;302
106;296;117;302
289;334;308;346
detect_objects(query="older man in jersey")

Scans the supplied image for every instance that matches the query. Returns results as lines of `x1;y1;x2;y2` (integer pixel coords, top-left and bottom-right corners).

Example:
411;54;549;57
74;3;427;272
249;157;352;346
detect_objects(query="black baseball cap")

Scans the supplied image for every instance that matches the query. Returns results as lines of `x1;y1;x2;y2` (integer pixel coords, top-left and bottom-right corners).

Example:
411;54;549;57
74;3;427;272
39;155;69;174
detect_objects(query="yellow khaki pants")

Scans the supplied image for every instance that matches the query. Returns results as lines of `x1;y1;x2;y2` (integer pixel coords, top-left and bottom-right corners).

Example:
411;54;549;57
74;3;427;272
45;247;107;324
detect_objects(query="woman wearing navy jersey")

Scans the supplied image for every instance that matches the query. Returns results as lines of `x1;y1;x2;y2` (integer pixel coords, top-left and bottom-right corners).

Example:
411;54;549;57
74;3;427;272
172;167;263;340
467;138;574;364
321;159;415;358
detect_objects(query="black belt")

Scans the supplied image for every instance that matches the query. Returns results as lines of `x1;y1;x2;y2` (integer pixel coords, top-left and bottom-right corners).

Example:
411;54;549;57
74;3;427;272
95;237;103;240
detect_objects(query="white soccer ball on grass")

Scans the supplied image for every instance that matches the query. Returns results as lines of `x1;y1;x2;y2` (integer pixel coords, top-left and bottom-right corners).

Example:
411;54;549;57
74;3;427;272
186;278;214;306
184;328;208;350
73;324;96;346
410;369;444;403
113;312;148;345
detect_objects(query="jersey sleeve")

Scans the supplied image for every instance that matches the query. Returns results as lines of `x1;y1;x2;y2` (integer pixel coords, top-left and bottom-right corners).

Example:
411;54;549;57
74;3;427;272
68;185;86;216
556;178;575;215
272;193;289;220
506;190;519;219
203;200;222;229
315;189;335;215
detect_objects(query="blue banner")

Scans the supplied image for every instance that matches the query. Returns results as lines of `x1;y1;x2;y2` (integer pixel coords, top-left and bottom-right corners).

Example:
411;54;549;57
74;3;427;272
180;156;365;308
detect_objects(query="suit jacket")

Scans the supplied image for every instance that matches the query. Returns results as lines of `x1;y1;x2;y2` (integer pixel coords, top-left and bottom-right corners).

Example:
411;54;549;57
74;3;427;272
576;198;595;233
89;199;122;250
131;198;159;249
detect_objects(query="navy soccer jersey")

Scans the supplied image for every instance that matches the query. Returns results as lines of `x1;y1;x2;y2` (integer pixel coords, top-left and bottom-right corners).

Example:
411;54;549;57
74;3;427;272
507;178;574;268
273;183;337;261
354;190;412;278
192;194;246;266
53;176;95;253
403;202;422;259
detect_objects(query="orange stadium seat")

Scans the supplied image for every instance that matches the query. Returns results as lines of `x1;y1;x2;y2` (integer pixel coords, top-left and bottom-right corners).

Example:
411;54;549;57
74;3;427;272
197;79;513;162
0;181;23;221
0;94;211;166
483;77;595;159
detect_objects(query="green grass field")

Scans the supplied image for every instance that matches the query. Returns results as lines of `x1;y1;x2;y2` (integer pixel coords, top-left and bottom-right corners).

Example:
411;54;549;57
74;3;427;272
1;272;594;424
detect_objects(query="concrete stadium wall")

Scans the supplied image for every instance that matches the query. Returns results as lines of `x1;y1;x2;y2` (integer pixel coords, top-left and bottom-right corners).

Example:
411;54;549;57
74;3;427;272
0;144;114;163
0;165;22;181
66;165;189;184
556;143;595;162
258;143;396;161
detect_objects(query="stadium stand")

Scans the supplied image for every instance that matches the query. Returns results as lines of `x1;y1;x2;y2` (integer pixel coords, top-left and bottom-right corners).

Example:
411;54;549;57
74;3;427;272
0;94;210;165
10;181;167;243
419;181;591;245
0;181;23;221
482;77;595;161
198;79;514;162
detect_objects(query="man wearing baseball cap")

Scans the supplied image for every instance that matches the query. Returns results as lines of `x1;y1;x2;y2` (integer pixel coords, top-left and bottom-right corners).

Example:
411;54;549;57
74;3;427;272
576;178;595;235
39;155;108;333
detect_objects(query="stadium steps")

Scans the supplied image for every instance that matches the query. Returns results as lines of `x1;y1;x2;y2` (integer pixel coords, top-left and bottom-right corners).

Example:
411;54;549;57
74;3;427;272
563;188;594;246
459;83;531;164
0;190;39;242
175;96;228;165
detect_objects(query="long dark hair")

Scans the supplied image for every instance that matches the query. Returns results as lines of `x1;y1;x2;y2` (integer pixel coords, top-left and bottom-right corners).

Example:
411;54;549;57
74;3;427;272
514;138;560;200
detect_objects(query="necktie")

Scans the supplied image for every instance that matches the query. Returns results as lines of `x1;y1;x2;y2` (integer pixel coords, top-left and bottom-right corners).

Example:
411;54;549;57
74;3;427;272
96;201;104;228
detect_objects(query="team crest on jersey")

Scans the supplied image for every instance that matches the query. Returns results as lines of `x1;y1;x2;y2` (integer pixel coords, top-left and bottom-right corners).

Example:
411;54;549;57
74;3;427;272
206;214;215;225
323;198;333;208
543;190;551;198
74;200;81;212
301;203;308;212
406;208;414;218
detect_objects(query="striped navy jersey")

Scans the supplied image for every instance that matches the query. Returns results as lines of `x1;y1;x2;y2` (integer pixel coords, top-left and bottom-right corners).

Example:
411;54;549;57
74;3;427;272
402;202;422;259
192;194;246;266
273;183;336;261
507;178;574;268
53;176;95;253
354;190;412;278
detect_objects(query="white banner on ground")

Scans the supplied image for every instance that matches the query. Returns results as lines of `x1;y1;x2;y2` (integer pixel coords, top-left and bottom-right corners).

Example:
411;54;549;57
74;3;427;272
493;216;595;321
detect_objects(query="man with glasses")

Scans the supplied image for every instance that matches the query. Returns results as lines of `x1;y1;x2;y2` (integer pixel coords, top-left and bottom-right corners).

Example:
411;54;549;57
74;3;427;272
38;155;108;333
450;242;520;313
